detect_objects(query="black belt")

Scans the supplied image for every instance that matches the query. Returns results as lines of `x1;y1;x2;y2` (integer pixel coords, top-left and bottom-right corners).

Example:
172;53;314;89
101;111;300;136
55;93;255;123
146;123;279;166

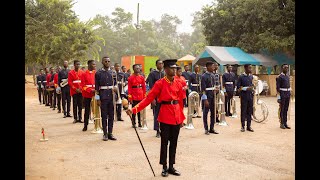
160;100;178;105
132;85;142;88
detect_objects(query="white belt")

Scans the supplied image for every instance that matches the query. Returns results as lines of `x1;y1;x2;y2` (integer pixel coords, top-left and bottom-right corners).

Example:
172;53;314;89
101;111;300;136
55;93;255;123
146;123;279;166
191;84;199;86
100;86;114;90
280;88;291;91
86;85;95;87
206;87;214;90
61;79;67;81
225;82;233;84
43;81;47;83
117;82;123;84
38;81;41;83
73;80;81;83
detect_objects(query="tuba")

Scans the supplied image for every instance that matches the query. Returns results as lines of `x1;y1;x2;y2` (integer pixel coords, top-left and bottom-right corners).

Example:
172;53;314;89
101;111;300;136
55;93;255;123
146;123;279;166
185;91;200;129
252;75;269;123
91;96;103;133
216;74;227;126
230;95;237;118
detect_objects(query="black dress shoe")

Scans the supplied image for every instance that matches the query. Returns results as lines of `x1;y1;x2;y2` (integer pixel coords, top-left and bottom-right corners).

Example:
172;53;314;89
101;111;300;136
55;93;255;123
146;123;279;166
285;125;291;129
280;124;286;129
138;124;142;127
73;119;77;123
205;130;210;135
168;168;181;176
241;127;245;132
82;126;87;131
156;131;161;138
53;108;55;110
117;119;124;121
161;168;169;177
108;134;117;140
103;135;108;141
247;127;254;132
63;115;67;118
58;110;61;113
66;114;72;117
132;125;136;128
209;129;219;134
78;120;84;123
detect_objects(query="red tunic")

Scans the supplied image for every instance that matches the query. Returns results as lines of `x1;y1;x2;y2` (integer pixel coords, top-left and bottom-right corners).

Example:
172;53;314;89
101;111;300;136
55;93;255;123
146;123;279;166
127;74;146;101
81;70;96;98
53;73;59;88
132;76;185;125
46;74;52;87
68;69;83;96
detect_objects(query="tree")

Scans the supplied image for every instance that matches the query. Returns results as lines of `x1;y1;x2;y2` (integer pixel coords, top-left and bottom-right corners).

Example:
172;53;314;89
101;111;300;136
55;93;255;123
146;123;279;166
200;0;295;55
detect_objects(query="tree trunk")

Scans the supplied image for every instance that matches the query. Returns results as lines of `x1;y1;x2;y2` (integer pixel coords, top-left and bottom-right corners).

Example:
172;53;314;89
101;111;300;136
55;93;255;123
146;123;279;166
32;64;36;86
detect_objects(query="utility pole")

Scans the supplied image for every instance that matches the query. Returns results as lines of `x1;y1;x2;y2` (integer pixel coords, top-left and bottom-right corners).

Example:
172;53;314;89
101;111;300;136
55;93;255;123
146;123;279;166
135;3;140;55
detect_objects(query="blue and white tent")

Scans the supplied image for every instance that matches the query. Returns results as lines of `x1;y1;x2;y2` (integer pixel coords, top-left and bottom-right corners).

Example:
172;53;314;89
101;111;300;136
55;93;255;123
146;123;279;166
193;46;294;67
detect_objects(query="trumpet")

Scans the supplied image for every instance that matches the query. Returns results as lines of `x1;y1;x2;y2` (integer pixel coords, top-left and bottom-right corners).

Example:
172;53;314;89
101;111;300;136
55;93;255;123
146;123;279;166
91;96;103;134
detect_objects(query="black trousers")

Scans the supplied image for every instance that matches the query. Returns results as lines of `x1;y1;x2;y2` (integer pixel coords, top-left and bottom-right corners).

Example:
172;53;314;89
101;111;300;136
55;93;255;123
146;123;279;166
37;88;43;103
132;100;141;125
72;93;83;120
62;87;71;115
44;88;49;105
240;97;253;128
101;99;114;135
224;92;233;115
83;98;92;126
153;100;161;131
48;90;53;108
55;93;61;111
159;122;181;165
279;96;290;126
202;98;216;131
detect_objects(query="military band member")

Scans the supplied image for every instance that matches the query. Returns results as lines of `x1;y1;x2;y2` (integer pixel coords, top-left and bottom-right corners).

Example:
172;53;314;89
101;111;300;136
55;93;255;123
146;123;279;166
49;67;56;109
189;64;202;114
46;67;55;108
58;61;72;118
127;59;184;177
43;67;50;106
36;69;44;105
68;60;84;123
81;60;96;131
114;63;125;121
181;65;192;107
222;65;236;116
237;64;254;132
276;64;291;129
147;59;164;137
95;56;117;141
201;61;219;135
53;66;62;113
127;64;146;127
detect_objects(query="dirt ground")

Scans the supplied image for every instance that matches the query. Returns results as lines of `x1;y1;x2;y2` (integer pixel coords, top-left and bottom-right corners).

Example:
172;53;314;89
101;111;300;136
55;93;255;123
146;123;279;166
25;76;295;180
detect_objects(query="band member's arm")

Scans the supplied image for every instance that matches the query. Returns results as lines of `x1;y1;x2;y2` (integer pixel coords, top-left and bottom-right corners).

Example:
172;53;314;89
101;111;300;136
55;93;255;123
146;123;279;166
127;76;133;101
68;72;77;91
46;75;50;87
148;73;155;90
81;74;89;94
200;75;207;100
222;74;226;92
95;72;100;99
142;77;147;97
276;76;280;94
132;80;162;114
54;74;58;88
58;72;61;87
237;76;242;92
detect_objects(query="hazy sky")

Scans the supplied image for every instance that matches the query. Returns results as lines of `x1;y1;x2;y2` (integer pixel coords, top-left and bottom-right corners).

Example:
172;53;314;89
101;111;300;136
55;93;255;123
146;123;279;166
72;0;214;34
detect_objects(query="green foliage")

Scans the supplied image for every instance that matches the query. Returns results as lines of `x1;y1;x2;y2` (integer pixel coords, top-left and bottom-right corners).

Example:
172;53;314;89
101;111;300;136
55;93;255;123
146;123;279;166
200;0;295;55
25;0;97;66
